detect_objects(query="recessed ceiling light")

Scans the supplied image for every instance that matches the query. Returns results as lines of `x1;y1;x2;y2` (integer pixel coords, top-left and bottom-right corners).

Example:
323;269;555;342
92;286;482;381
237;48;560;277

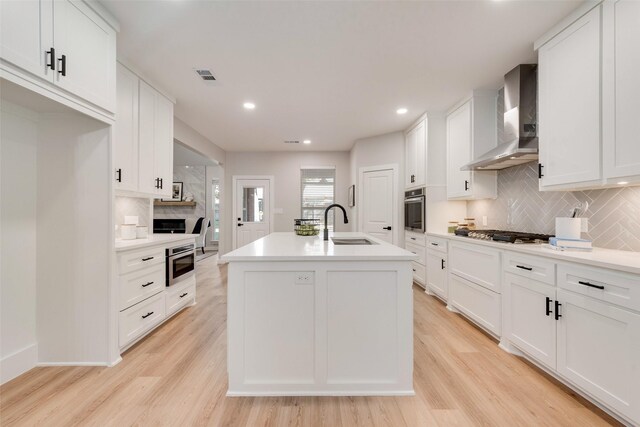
303;139;311;145
243;102;255;110
396;108;408;115
617;181;629;185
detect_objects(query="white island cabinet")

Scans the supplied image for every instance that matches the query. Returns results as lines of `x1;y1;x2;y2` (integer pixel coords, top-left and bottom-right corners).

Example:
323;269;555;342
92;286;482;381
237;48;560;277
222;232;417;396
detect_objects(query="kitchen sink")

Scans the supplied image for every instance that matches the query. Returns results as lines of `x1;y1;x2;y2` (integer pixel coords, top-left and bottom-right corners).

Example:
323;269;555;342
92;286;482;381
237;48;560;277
331;238;377;245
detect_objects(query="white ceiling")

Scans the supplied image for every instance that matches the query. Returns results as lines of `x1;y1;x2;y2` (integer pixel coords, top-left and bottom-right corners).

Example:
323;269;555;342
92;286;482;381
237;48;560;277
102;0;581;152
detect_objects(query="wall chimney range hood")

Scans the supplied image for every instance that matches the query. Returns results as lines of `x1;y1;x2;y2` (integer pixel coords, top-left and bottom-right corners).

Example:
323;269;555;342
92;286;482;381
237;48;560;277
462;64;538;171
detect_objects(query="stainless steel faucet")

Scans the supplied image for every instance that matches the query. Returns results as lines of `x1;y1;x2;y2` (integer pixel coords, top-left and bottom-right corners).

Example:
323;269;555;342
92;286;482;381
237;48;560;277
323;204;349;241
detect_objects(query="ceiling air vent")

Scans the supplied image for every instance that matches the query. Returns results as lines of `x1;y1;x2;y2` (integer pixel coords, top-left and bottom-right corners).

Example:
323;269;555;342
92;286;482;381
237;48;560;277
284;140;300;144
194;69;216;81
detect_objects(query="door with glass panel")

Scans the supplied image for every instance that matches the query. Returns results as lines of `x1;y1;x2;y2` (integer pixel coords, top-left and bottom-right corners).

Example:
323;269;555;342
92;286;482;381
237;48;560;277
235;179;271;248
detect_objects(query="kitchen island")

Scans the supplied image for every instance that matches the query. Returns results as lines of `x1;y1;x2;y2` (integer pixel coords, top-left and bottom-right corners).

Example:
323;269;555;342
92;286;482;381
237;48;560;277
222;232;417;396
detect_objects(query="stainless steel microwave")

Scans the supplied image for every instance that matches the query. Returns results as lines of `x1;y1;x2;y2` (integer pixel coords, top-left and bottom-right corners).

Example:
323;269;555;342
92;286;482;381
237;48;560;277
404;188;425;233
166;243;195;286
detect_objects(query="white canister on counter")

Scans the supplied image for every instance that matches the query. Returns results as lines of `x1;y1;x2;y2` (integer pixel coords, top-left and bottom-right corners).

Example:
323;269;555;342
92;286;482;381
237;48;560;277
136;226;148;239
121;224;137;240
555;217;581;240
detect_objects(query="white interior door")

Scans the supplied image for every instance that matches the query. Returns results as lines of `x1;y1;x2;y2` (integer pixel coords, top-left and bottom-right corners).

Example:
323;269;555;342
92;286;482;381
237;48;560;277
361;168;394;244
235;179;271;249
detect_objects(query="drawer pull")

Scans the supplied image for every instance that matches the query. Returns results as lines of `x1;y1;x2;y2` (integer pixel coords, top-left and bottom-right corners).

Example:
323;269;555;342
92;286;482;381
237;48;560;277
516;265;533;271
578;280;604;290
141;257;154;262
555;301;562;320
141;311;154;319
142;281;154;288
179;292;189;298
545;297;552;316
412;269;416;272
441;259;445;270
431;242;439;246
410;237;416;241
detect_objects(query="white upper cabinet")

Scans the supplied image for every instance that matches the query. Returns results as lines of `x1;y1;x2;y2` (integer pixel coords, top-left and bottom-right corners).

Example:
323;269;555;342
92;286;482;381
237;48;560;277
0;0;116;119
446;93;498;200
138;80;174;198
538;6;601;189
602;0;640;184
405;117;427;188
115;64;174;198
113;64;139;192
52;0;116;113
537;1;640;190
0;0;53;80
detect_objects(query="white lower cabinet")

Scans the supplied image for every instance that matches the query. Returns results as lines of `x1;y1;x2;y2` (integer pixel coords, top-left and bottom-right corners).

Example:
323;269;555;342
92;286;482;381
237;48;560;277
166;275;196;316
405;231;426;287
426;249;447;300
116;239;196;351
119;292;166;348
557;289;640;423
449;273;501;336
503;272;557;370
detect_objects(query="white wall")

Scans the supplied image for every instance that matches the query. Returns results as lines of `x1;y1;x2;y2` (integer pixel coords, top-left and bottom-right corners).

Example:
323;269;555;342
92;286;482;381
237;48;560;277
350;131;405;245
0;101;39;383
223;151;351;255
174;117;226;165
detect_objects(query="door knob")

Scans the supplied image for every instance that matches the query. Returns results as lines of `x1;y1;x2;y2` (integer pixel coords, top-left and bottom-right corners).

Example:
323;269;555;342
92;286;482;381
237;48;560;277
383;226;392;230
237;223;244;227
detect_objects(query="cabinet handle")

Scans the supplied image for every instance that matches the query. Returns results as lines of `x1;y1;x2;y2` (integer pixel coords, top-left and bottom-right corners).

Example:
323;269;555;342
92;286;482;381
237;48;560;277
58;54;66;76
464;180;469;191
410;237;416;241
578;280;604;290
412;268;416;272
516;265;533;271
179;292;189;298
545;297;552;316
141;311;154;319
159;178;163;189
141;257;154;261
142;281;154;288
554;301;562;320
441;259;445;270
538;163;544;179
410;174;415;183
116;168;122;183
431;242;439;246
46;47;55;70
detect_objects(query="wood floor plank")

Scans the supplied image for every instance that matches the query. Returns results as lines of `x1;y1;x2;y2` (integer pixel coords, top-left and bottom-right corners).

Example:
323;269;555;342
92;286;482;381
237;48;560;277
0;257;620;426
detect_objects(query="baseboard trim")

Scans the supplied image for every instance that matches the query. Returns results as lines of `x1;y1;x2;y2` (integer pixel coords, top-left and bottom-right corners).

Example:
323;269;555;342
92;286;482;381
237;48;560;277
37;361;110;367
1;343;38;385
226;390;415;397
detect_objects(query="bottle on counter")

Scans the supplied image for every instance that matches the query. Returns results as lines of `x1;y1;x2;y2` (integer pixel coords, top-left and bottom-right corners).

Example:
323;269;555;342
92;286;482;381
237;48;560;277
447;221;459;234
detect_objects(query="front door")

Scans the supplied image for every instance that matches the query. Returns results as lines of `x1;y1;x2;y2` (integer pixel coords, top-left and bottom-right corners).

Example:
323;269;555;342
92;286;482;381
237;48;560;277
361;168;394;244
235;178;271;249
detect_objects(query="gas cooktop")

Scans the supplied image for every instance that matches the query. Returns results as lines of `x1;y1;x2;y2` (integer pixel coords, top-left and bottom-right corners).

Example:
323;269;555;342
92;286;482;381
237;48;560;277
454;229;554;244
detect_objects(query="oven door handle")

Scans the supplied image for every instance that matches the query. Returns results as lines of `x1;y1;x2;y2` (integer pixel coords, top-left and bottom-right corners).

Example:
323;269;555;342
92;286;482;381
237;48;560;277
405;197;424;203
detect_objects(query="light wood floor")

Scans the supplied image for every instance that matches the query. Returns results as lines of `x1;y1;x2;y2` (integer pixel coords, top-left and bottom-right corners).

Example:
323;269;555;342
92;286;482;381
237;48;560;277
0;257;619;426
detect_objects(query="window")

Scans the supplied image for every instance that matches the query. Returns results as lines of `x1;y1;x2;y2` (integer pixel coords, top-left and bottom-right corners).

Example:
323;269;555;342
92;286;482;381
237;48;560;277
301;167;335;229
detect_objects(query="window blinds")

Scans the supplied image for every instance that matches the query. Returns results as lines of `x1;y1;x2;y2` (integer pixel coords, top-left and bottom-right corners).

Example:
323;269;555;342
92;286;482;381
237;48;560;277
300;168;335;228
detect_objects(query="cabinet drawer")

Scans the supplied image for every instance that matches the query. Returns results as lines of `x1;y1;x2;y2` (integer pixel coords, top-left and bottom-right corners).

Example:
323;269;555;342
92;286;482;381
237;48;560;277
119;264;165;311
426;236;448;254
119;292;166;348
449;242;501;293
166;276;196;316
503;252;556;286
405;241;426;265
117;246;165;275
449;273;501;336
411;261;425;287
405;231;426;247
558;264;640;312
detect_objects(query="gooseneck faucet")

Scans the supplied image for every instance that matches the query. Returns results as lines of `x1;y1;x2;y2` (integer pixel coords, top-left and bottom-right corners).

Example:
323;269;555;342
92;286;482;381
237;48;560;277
323;203;349;241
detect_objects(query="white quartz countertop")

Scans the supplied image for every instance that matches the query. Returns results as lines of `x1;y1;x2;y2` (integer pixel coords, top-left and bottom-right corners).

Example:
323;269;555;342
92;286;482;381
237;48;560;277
428;232;640;275
222;232;418;262
115;233;198;252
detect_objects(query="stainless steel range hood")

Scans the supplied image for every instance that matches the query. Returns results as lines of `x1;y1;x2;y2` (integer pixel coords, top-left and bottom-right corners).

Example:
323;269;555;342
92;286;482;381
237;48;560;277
462;64;538;171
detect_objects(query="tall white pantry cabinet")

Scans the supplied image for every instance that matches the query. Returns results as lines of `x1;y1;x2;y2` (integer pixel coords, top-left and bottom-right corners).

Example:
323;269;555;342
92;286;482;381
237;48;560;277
0;0;121;383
